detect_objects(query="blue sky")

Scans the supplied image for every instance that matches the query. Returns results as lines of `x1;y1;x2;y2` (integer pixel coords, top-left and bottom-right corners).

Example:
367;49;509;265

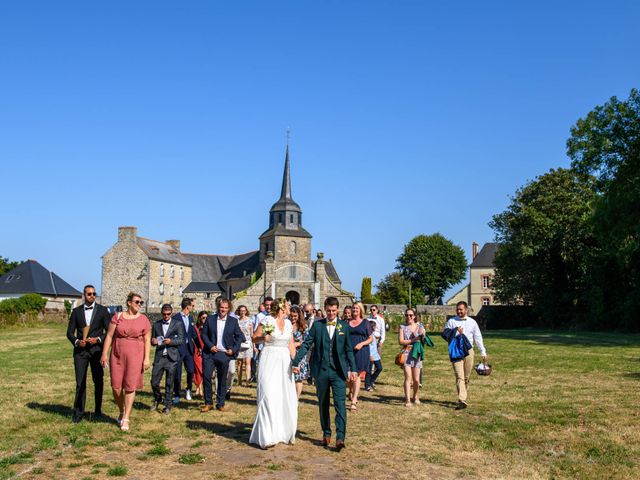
1;1;638;298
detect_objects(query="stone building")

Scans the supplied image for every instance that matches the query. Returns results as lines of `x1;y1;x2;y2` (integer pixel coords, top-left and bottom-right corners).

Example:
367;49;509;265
446;242;500;314
101;147;354;313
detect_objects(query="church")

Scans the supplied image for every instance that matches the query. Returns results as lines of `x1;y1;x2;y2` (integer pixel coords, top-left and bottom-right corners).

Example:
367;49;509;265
101;147;354;313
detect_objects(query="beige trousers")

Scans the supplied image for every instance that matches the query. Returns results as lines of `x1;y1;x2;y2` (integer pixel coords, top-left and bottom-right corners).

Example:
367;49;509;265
452;349;474;403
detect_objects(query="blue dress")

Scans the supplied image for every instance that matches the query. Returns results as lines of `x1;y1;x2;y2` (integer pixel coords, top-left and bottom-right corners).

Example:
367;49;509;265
349;319;372;373
293;329;309;381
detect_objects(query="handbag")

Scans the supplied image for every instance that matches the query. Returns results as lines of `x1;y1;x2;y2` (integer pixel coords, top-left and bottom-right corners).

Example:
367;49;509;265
395;347;410;367
240;341;251;350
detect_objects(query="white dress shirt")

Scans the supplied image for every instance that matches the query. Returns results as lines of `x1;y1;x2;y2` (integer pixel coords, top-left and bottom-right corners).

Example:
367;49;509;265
161;321;170;355
83;302;95;326
216;317;227;350
326;321;336;340
444;316;487;356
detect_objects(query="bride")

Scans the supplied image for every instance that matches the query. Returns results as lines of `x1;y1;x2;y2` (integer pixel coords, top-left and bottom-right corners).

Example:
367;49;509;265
249;298;298;449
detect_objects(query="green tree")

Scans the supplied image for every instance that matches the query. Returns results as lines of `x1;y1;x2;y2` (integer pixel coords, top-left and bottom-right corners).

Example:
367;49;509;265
567;88;640;329
0;256;21;276
360;277;377;303
489;168;596;327
396;233;466;304
375;272;423;306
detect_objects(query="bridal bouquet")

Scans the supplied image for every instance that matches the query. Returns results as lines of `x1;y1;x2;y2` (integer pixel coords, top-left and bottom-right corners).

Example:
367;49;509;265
263;322;275;336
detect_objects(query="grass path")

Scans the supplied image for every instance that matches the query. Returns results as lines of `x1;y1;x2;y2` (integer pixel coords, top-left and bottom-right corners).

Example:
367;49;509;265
0;324;639;479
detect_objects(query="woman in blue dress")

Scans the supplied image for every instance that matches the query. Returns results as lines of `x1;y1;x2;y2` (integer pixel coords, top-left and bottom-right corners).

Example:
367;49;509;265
347;302;374;411
290;305;309;399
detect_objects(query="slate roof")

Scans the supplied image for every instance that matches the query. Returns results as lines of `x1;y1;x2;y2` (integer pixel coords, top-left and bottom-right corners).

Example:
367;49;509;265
137;237;192;266
183;282;224;293
470;243;499;268
324;259;341;284
0;260;82;297
184;251;260;283
259;224;312;239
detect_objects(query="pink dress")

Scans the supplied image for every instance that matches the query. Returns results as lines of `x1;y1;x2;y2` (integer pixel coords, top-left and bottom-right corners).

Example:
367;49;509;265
109;314;150;391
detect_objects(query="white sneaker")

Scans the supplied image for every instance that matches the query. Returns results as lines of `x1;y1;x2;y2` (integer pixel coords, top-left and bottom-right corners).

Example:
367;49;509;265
185;389;192;401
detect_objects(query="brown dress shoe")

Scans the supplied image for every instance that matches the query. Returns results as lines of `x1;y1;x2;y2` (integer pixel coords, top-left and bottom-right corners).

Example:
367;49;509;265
321;437;331;447
335;440;346;451
200;404;214;413
216;406;226;412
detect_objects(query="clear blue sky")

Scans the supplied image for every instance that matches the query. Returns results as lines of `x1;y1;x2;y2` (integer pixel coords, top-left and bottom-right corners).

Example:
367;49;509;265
1;1;638;298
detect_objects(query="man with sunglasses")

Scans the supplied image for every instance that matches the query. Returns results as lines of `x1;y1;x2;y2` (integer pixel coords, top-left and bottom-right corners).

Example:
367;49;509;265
66;285;112;423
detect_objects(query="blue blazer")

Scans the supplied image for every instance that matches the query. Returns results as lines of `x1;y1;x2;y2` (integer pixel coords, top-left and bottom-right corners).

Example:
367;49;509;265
201;313;245;358
172;312;199;356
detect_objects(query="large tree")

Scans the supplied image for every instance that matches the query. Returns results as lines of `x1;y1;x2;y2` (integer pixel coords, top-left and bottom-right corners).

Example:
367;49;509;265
567;88;640;329
489;168;596;327
375;272;423;306
396;234;466;304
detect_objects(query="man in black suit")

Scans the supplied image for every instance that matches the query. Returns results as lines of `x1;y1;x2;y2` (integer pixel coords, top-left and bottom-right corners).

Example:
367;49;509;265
151;304;185;414
66;284;111;423
172;297;198;404
200;298;245;412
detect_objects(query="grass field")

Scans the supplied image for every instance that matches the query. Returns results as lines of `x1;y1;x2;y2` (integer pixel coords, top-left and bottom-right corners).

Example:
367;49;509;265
0;323;639;479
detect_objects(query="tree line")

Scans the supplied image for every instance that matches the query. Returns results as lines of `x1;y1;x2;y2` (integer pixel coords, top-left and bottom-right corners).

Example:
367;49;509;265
363;89;639;331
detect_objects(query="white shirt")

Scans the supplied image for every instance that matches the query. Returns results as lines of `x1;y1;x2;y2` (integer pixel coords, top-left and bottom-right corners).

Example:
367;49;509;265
161;321;170;355
444;316;487;356
326;320;336;340
370;315;385;344
83;302;95;326
253;311;268;332
216;317;227;350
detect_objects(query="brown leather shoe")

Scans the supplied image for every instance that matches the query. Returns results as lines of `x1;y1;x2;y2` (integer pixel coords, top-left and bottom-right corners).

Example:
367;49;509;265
216;406;226;412
321;437;331;447
335;439;346;451
200;404;214;413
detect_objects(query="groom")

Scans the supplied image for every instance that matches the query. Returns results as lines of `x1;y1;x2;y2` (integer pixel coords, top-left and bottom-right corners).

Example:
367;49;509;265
293;296;356;450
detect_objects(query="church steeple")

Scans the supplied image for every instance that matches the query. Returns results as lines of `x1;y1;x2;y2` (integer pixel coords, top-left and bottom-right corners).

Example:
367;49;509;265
269;145;303;227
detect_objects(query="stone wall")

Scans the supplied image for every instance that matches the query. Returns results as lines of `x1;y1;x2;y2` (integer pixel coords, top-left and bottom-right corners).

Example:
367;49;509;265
101;227;149;309
147;259;192;311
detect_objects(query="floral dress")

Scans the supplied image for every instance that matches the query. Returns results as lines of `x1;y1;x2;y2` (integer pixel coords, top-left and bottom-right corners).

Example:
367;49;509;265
237;318;254;360
293;329;309;381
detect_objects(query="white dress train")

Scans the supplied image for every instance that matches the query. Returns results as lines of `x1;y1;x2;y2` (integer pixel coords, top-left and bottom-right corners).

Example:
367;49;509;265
249;317;298;448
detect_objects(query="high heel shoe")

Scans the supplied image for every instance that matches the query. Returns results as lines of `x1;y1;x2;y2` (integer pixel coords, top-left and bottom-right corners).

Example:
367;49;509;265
120;419;130;432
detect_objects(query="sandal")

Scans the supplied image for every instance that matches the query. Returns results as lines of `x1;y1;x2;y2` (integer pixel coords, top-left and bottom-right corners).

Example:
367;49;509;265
117;412;124;427
350;401;358;411
120;419;130;432
413;398;421;405
405;402;412;408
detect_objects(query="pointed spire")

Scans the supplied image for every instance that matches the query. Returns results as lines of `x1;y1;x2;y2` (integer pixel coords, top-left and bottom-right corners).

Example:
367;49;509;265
279;144;292;201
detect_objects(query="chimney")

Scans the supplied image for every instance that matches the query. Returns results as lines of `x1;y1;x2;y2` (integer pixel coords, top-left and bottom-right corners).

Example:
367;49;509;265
118;226;137;243
472;242;479;260
166;240;180;251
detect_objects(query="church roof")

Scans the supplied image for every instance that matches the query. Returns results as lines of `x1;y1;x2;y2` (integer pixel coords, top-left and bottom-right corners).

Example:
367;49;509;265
183;281;224;294
470;243;499;268
136;237;192;266
325;259;341;283
259;224;312;239
0;260;82;297
184;250;260;283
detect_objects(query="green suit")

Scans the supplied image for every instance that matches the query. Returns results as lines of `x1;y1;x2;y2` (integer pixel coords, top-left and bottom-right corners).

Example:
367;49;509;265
293;318;357;441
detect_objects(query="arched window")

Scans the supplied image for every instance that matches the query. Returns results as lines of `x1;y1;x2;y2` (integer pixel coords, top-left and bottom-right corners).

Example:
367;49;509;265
160;263;164;277
180;266;184;280
159;283;164;295
170;284;174;296
289;241;297;254
170;265;175;278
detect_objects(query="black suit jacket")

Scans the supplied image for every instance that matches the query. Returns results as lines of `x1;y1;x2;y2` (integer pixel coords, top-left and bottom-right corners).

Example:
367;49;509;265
201;313;245;358
66;303;111;355
172;312;199;356
152;317;185;362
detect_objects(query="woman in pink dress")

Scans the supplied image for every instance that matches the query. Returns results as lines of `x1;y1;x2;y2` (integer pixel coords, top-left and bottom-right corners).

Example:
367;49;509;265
100;292;151;431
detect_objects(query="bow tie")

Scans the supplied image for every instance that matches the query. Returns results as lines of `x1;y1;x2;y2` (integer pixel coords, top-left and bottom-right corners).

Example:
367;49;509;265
84;306;93;311
162;322;170;326
326;321;337;326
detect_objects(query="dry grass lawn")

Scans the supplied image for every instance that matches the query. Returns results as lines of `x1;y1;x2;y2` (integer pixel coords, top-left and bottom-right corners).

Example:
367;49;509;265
0;324;639;479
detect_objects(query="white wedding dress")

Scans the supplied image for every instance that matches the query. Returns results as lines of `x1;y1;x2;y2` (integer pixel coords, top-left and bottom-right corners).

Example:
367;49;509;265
249;317;298;448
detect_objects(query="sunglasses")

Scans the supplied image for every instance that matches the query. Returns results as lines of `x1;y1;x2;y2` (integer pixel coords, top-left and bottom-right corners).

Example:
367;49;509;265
133;300;144;305
85;292;96;296
162;312;172;316
404;314;415;317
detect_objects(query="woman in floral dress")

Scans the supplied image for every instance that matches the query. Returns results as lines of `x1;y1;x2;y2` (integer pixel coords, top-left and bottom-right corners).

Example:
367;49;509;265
290;305;309;399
